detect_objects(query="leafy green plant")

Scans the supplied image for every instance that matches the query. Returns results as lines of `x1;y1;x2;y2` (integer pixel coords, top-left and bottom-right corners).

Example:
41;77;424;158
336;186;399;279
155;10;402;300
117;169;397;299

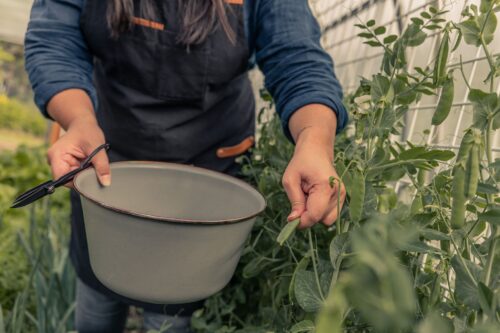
194;2;500;332
0;95;46;137
0;146;73;333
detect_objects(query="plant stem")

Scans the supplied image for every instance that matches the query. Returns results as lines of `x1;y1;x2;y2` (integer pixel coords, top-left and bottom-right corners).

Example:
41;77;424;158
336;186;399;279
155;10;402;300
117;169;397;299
480;37;496;93
484;226;499;286
449;230;479;287
485;117;495;179
308;229;325;300
368;158;429;172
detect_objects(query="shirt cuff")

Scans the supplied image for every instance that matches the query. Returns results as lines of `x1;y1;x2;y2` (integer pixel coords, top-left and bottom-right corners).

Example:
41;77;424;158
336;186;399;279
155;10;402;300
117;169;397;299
34;83;98;120
279;95;349;143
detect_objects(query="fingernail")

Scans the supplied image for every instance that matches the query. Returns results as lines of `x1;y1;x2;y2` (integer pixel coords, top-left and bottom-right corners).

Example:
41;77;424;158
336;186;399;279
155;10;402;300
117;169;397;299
101;174;111;187
288;211;299;221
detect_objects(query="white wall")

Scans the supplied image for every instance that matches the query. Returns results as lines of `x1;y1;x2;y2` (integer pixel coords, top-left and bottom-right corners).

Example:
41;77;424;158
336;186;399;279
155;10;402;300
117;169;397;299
0;0;32;45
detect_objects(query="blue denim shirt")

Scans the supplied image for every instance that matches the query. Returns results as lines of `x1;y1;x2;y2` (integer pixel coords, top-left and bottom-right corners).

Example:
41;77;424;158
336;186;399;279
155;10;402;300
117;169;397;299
25;0;348;139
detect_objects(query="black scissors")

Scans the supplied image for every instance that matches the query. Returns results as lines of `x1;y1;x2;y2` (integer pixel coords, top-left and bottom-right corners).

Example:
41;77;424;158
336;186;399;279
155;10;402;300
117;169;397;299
11;143;110;209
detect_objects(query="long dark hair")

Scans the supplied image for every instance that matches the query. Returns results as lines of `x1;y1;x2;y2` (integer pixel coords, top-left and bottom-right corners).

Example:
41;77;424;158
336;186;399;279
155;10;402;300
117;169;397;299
107;0;236;45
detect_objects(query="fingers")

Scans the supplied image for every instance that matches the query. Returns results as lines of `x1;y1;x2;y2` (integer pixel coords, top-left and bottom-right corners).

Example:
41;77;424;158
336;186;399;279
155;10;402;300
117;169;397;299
300;185;332;229
282;172;306;222
48;139;110;187
88;149;111;186
300;180;346;228
322;183;347;226
48;147;73;181
61;154;82;188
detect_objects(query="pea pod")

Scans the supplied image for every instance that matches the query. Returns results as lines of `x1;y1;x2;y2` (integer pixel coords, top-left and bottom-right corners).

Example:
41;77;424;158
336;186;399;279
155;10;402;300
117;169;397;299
450;166;467;229
450;129;482;229
431;76;454;126
433;30;450;86
349;168;365;222
429;274;441;308
276;218;300;246
464;144;480;199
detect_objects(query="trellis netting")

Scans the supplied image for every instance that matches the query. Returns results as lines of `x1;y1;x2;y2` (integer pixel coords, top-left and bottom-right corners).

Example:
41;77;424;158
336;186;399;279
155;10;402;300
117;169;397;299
315;0;500;159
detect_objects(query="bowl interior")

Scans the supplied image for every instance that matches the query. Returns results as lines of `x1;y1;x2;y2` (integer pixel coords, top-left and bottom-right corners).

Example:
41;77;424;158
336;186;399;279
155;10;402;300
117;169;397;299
74;162;266;223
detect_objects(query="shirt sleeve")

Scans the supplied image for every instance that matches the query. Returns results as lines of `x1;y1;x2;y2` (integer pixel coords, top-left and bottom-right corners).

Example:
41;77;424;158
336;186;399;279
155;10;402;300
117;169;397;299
247;0;348;141
24;0;97;119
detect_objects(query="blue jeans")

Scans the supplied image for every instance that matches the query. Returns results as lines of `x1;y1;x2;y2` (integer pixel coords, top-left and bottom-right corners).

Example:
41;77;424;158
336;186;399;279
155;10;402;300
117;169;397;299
75;279;193;333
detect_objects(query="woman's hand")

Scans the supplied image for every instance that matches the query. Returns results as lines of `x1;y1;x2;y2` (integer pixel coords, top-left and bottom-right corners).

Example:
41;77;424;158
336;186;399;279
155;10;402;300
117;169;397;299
46;89;110;187
283;104;346;229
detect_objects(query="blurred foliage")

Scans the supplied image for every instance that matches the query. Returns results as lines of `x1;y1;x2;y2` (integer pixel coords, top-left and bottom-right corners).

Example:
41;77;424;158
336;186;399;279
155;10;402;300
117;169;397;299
0;95;46;137
0;42;46;138
0;41;33;103
0;145;73;333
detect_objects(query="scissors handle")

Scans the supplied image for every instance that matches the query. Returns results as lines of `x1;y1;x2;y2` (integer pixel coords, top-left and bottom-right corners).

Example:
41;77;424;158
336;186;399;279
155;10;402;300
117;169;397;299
52;143;110;187
11;143;110;208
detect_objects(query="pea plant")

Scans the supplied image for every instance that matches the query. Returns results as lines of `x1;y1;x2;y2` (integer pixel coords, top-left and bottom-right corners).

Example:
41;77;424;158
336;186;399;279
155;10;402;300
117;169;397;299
193;1;499;333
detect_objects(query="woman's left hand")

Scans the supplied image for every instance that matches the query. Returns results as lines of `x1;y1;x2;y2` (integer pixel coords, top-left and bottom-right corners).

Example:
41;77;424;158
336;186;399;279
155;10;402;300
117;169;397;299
283;104;346;229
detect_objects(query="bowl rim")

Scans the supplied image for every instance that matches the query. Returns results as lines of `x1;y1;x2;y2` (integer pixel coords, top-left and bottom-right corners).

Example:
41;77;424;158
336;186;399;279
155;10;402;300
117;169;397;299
73;161;267;225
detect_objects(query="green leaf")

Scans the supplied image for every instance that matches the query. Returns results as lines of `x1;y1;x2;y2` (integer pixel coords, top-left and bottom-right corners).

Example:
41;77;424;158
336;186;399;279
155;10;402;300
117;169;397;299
242;256;271;279
468;89;499;129
478;207;500;225
478;11;498;45
477;282;494;313
459;12;498;46
458;18;482;46
289;255;311;303
419;149;455;161
0;305;4;333
480;0;494;13
294;270;324;313
400;240;442;254
399;146;455;161
421;229;450;241
424;24;442;30
374;26;387;35
358;32;374;39
411;17;424;25
403;24;427;46
493;110;500;130
383;34;398;44
276;219;300;246
371;74;394;104
431;18;447;23
316;286;346;333
290;320;315;333
367;19;376;27
451;255;482;309
330;233;350;269
421;11;432;19
417;312;454;333
470;323;500;333
490;158;500;170
477;182;499;194
364;40;383;47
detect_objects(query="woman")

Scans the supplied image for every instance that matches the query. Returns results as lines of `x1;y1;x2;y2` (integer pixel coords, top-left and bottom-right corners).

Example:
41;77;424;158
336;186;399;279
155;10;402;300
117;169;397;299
24;0;348;332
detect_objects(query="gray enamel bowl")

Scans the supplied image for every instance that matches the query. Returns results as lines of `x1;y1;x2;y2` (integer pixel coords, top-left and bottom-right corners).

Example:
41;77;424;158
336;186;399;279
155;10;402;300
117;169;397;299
74;161;266;304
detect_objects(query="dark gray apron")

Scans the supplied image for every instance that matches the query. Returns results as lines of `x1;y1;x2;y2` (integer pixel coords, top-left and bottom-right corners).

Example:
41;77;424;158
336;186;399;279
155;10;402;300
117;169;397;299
71;0;255;315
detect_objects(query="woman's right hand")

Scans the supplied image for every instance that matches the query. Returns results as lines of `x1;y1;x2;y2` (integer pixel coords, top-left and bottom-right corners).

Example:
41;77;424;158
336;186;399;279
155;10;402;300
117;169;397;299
47;115;111;187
